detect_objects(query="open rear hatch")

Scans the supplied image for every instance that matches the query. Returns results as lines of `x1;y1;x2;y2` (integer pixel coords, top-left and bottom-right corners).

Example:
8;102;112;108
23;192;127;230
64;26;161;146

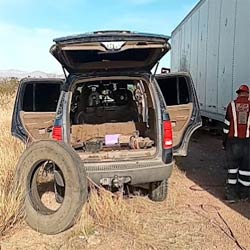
50;31;170;73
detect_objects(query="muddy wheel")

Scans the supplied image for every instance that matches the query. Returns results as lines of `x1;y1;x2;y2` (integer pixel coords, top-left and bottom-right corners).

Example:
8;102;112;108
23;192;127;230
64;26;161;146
15;140;87;234
148;179;168;202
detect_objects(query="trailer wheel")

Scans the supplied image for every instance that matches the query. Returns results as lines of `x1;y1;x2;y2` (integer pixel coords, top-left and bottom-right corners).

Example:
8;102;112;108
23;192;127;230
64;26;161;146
15;140;87;234
148;179;168;202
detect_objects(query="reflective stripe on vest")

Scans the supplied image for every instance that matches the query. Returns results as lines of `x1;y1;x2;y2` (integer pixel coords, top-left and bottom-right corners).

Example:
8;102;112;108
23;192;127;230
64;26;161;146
224;119;230;126
228;168;238;174
227;179;237;185
239;170;250;176
231;101;238;137
238;179;250;187
246;113;250;138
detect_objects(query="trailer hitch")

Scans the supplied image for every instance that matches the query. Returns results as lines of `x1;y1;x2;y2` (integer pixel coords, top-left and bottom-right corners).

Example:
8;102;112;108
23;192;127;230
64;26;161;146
100;176;131;193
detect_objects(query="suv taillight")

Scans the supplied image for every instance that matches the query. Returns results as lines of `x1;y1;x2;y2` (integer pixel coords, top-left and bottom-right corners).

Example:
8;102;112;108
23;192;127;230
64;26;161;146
52;126;63;141
163;121;173;149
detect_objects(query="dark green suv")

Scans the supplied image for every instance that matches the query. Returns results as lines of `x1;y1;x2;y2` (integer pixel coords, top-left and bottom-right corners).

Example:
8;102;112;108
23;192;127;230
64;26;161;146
12;31;201;234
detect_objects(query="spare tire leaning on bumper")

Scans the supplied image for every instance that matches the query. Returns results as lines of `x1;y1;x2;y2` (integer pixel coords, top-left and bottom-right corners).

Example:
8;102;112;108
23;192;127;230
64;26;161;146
15;140;87;235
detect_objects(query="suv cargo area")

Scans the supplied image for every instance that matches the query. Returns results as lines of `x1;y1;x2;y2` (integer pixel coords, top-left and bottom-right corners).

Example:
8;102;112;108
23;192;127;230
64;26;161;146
69;77;157;162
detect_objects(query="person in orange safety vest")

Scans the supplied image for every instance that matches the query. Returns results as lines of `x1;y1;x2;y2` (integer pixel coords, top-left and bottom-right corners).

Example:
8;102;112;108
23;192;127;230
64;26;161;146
223;84;250;203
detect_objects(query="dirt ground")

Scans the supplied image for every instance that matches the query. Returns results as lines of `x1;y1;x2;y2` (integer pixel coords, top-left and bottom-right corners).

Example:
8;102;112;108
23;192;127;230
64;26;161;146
1;128;250;250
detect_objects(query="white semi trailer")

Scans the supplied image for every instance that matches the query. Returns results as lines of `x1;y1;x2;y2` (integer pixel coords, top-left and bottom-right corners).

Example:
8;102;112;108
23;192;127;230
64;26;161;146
171;0;250;122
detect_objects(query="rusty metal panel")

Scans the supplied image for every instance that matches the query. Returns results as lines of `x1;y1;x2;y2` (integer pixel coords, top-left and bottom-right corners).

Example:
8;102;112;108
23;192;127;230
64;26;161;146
190;11;199;90
232;0;250;94
170;30;180;72
180;27;186;71
205;0;221;114
217;0;237;115
182;18;192;72
180;25;185;70
196;0;208;110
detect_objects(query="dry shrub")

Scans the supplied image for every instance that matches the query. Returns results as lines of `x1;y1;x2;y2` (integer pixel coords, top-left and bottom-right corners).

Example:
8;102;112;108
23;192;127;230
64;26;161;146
76;183;172;250
0;81;24;237
0;79;18;94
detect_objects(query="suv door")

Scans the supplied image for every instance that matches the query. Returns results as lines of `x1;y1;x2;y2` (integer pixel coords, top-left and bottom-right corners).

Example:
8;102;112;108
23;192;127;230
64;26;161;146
11;78;63;144
156;72;202;156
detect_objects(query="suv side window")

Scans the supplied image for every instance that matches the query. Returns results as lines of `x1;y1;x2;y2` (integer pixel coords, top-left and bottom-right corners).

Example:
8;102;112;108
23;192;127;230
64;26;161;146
23;83;33;111
157;76;190;106
23;83;61;112
178;77;190;104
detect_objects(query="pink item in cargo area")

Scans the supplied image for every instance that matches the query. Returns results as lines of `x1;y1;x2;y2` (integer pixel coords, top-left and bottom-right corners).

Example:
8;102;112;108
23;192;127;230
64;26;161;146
105;134;120;145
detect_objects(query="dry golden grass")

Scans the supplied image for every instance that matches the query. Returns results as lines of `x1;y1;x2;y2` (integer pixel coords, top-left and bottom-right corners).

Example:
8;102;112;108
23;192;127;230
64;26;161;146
72;181;181;250
0;80;24;237
0;80;184;250
0;91;244;250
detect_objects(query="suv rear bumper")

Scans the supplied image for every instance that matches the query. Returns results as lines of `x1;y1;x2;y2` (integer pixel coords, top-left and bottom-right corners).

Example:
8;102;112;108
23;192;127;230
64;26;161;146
84;160;174;185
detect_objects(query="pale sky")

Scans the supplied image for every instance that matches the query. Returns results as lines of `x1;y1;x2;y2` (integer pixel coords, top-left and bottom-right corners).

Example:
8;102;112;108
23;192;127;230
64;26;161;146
0;0;198;74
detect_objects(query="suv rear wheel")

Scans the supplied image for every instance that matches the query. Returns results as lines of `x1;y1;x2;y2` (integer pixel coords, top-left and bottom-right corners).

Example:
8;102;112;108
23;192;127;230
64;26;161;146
15;140;87;234
148;179;168;202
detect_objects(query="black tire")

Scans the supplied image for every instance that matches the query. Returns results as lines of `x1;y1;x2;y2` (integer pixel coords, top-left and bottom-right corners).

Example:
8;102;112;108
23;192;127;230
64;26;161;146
15;140;87;234
148;179;168;202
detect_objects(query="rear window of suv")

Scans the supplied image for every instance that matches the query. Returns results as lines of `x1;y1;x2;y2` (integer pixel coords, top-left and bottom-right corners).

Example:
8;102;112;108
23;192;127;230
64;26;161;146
157;76;190;106
23;83;61;112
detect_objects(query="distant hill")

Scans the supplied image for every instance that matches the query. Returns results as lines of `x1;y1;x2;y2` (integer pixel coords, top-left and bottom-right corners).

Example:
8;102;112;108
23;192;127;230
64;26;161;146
0;69;64;79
